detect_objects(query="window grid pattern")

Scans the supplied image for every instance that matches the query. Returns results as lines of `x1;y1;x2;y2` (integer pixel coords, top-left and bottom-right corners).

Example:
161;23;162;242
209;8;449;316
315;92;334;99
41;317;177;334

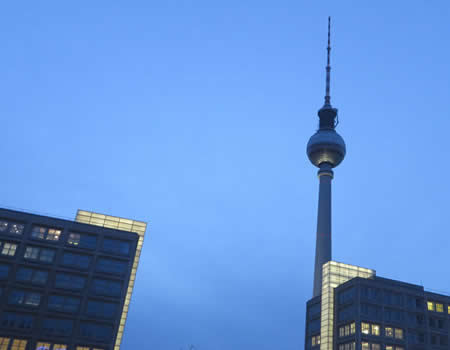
31;226;62;241
10;340;27;350
0;220;24;235
320;261;375;350
75;210;147;350
0;242;17;256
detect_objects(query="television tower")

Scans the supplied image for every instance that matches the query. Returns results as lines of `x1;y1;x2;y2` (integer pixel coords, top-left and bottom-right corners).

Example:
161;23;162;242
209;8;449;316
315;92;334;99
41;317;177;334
307;17;346;297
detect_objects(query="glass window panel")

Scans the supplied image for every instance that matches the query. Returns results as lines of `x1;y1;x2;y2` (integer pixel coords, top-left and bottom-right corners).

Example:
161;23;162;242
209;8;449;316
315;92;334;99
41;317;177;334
36;342;51;350
436;303;444;312
31;226;61;241
1;242;17;256
0;264;9;279
427;301;435;311
11;340;27;350
385;327;393;337
395;329;403;339
372;324;380;336
362;322;370;334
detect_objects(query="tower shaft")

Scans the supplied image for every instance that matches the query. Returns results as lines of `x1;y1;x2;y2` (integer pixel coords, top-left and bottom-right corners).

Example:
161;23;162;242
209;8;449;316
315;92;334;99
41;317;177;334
313;166;333;297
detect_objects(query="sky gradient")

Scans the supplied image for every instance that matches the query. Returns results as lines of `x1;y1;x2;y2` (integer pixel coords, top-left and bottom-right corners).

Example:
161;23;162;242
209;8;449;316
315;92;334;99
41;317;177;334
1;1;450;349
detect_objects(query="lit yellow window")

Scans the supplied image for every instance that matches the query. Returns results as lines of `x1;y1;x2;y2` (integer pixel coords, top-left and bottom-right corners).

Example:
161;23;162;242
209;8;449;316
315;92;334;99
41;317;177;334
395;328;403;339
36;343;51;350
372;344;380;350
436;303;444;312
11;340;27;350
396;347;404;350
76;348;90;350
0;338;10;350
350;322;355;334
53;345;67;350
361;342;369;350
93;348;104;350
339;326;345;337
372;324;380;336
361;322;370;334
427;301;435;311
385;327;393;337
316;336;320;345
386;346;393;350
345;324;350;336
448;305;450;314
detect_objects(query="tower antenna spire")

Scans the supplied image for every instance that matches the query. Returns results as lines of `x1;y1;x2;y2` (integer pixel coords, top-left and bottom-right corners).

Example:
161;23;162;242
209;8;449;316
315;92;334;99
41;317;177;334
324;16;332;107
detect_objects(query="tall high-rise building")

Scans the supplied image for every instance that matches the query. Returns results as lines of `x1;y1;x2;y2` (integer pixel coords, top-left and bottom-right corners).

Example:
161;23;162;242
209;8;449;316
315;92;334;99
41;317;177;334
0;207;147;350
304;19;450;350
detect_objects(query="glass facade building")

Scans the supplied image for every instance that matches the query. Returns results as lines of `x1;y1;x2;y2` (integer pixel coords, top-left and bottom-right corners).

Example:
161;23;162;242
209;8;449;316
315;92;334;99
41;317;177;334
0;208;147;350
305;261;450;350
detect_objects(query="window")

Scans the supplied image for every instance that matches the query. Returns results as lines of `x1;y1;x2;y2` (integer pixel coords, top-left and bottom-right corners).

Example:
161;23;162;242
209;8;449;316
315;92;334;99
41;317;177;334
24;246;55;263
8;290;41;307
338;322;355;337
61;252;91;269
362;322;370;335
67;233;97;250
0;338;9;350
362;342;369;350
436;303;444;312
339;288;355;304
11;340;27;350
0;220;24;235
0;264;10;279
16;267;48;285
428;301;435;311
36;342;51;350
371;345;380;350
42;318;73;336
385;327;393;337
76;348;89;350
448;305;450;314
0;242;17;256
361;343;379;350
54;273;86;290
31;226;61;241
96;258;127;275
338;343;355;350
85;300;118;319
79;322;113;342
91;278;122;297
371;324;380;336
54;345;67;350
48;295;80;313
102;238;131;255
394;328;403;339
311;335;320;346
0;312;33;330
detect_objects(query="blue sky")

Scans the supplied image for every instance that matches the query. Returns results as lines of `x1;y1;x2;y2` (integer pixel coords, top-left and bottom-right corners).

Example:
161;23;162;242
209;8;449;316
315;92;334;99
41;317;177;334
1;1;450;349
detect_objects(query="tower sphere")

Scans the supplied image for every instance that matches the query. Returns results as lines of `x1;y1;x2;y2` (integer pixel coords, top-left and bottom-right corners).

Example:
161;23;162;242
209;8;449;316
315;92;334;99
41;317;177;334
307;127;346;168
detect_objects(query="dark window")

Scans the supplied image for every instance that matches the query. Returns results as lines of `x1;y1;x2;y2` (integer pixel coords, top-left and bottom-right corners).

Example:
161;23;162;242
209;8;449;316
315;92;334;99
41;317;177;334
24;246;55;263
338;305;355;322
309;304;321;318
8;290;41;307
67;233;97;250
91;278;122;297
309;319;320;333
339;288;355;304
0;241;18;256
102;238;131;255
0;264;10;279
96;258;127;275
79;322;113;342
85;300;118;319
0;219;24;235
361;286;380;301
0;312;33;331
31;226;62;241
48;295;81;313
55;273;86;291
16;267;48;285
361;304;382;320
61;252;91;270
42;318;73;337
384;308;403;322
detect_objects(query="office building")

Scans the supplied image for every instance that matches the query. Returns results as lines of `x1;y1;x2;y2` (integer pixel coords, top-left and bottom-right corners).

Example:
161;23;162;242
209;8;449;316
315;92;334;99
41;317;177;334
0;208;147;350
304;19;450;350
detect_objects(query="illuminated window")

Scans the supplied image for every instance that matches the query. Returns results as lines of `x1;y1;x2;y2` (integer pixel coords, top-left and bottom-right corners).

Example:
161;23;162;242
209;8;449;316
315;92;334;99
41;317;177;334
362;342;369;350
31;226;61;241
311;335;320;346
428;301;435;311
350;322;355;334
371;345;380;350
0;220;24;235
67;233;97;249
0;338;10;350
11;339;27;350
386;346;393;350
371;324;380;336
339;326;345;337
448;305;450;314
76;347;89;350
396;347;404;350
394;328;403;339
385;327;393;337
53;344;67;350
36;342;51;350
0;242;17;256
436;303;444;312
362;322;370;334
